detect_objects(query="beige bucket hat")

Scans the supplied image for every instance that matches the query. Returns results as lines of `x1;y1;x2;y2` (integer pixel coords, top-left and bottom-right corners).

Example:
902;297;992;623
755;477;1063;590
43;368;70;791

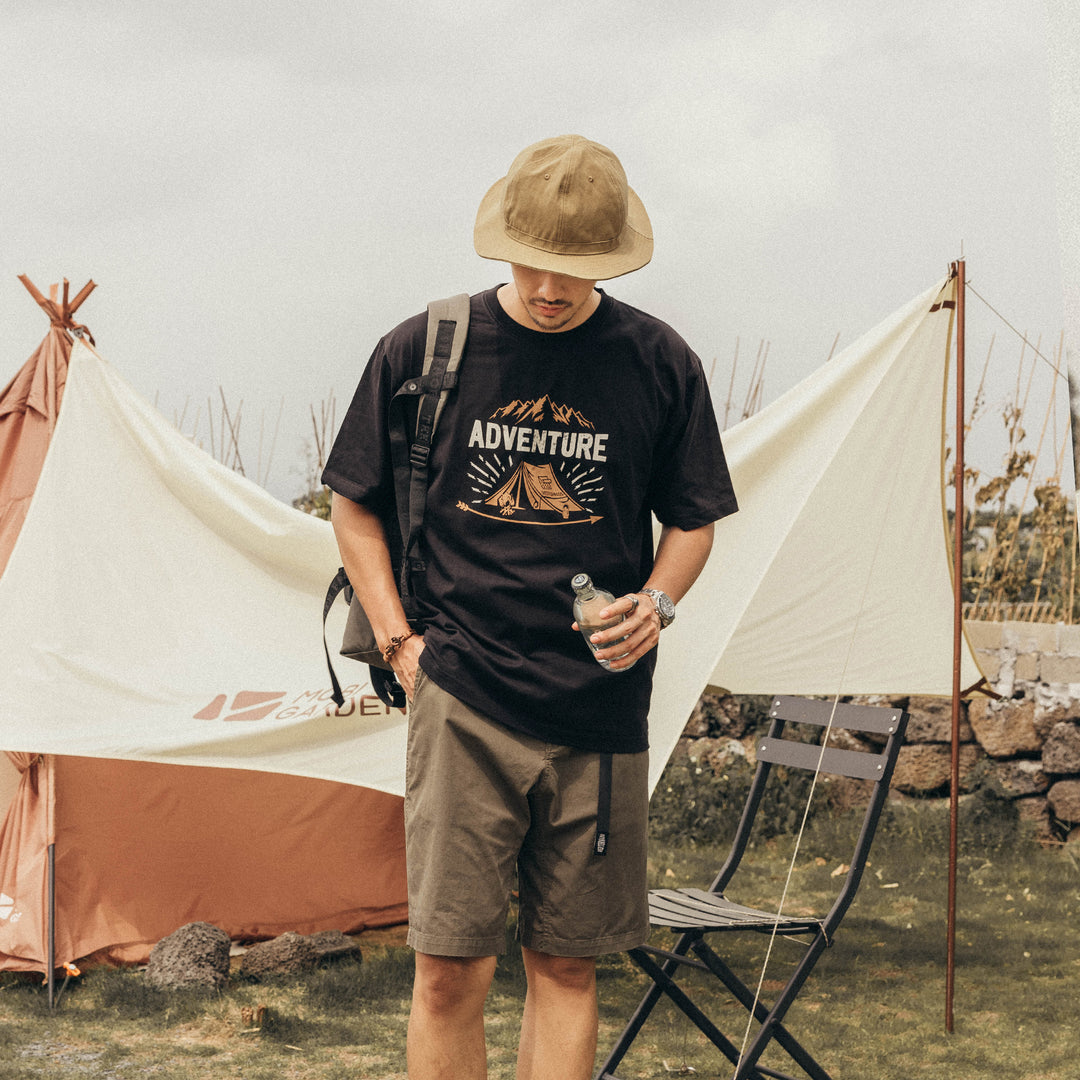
474;135;653;280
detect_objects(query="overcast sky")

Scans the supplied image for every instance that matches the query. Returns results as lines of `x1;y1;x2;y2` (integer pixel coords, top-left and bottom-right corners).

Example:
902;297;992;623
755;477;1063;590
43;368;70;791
1;1;1069;500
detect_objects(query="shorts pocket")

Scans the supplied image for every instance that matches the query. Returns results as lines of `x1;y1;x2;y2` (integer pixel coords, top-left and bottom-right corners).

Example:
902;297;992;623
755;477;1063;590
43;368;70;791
413;660;429;697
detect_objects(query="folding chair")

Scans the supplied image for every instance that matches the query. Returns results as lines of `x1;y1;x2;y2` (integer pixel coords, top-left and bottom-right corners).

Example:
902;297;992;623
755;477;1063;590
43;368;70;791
596;695;909;1080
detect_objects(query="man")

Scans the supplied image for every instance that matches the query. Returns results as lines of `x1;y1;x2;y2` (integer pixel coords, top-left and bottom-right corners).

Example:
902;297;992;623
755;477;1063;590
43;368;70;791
323;134;738;1080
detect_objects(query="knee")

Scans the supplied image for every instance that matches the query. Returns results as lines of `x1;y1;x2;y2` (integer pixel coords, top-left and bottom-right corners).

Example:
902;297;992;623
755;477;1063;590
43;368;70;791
524;950;597;994
413;953;495;1016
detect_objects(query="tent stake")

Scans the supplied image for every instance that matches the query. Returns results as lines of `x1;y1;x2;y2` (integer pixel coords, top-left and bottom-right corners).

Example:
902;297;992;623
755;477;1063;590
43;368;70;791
946;259;966;1033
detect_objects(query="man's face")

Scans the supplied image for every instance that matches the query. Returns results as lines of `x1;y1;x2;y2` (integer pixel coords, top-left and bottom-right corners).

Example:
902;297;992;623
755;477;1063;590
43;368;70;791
506;265;599;332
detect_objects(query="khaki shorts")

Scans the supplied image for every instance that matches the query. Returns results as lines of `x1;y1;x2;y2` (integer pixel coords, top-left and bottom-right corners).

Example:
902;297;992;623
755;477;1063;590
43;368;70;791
405;667;650;958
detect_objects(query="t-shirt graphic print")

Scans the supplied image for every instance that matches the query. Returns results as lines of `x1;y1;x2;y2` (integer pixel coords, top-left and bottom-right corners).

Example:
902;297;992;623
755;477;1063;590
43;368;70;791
463;395;606;525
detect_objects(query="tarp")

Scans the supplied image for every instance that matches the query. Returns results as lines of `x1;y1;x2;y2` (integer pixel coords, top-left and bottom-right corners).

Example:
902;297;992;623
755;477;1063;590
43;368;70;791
0;322;406;972
0;327;67;567
0;337;406;792
649;275;982;785
0;282;981;802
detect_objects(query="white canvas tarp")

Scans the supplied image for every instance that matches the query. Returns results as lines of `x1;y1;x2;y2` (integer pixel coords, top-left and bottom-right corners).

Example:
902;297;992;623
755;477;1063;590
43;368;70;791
0;279;980;798
649;274;981;783
0;336;407;793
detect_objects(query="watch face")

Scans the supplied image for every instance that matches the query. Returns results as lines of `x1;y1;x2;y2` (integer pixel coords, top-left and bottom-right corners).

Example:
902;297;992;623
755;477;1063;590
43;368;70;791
645;589;675;625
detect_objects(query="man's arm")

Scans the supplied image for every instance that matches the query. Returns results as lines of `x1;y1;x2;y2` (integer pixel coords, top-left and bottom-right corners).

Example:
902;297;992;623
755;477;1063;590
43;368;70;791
588;521;715;669
645;521;715;605
330;492;425;700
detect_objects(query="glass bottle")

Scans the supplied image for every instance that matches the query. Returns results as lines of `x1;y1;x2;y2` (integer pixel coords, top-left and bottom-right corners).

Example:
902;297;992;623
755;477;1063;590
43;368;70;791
571;573;636;671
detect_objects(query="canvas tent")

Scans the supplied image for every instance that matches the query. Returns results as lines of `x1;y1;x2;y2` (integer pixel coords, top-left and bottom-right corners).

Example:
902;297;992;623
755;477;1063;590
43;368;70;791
0;272;981;974
0;283;407;973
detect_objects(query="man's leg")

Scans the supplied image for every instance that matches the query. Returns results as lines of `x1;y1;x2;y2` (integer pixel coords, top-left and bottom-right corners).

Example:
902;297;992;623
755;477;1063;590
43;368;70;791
408;952;497;1080
516;947;598;1080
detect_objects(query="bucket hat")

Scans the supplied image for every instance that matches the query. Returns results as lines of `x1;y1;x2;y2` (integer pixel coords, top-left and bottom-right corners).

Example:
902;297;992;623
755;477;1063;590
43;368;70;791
474;135;653;280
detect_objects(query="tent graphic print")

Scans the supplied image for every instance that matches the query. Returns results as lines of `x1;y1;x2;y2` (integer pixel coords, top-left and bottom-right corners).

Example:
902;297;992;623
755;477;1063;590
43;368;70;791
486;460;586;520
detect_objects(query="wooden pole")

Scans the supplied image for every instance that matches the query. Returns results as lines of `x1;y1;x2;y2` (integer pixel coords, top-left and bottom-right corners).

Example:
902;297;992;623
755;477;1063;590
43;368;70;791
47;843;55;1009
946;259;966;1033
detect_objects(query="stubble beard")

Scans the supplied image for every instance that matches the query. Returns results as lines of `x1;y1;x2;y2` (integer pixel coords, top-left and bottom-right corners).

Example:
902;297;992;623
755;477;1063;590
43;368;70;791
525;302;575;331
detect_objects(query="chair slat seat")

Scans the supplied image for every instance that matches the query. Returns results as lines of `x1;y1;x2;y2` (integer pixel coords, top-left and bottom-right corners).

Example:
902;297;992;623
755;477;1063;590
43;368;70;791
649;887;821;933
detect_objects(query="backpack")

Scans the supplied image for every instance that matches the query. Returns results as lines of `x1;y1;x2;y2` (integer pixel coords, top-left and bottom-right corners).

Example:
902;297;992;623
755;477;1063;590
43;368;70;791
322;293;470;709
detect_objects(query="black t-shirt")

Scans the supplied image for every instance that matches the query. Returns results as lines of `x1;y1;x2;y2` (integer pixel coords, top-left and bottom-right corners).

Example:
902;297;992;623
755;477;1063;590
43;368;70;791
323;287;738;753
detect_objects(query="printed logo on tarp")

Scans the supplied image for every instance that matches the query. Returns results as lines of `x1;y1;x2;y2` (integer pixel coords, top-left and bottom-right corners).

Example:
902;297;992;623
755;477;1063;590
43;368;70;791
193;687;396;723
194;691;286;722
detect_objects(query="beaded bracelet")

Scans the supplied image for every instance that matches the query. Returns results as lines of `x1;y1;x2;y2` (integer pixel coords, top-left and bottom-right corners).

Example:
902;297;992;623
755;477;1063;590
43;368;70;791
381;630;415;664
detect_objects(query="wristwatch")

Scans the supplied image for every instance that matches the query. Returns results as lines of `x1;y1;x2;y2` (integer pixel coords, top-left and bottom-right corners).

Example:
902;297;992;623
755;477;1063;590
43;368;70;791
640;588;676;629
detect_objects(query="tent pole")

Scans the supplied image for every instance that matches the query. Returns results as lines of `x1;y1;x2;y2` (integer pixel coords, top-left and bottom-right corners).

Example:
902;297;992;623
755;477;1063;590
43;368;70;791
47;842;55;1009
946;259;966;1033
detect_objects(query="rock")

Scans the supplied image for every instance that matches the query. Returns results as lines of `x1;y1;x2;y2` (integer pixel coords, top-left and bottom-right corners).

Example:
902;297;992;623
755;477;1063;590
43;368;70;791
713;694;751;738
905;696;973;743
683;694;751;740
305;930;362;963
1048;779;1080;824
239;931;319;979
992;759;1049;797
824;727;875;754
1016;794;1050;823
968;699;1043;758
992;649;1017;699
891;743;982;796
681;707;711;738
1042;722;1080;774
740;734;759;766
703;738;747;776
849;694;907;709
820;774;875;812
667;737;694;765
846;695;908;746
683;736;747;777
684;737;723;769
146;922;231;991
1032;701;1080;740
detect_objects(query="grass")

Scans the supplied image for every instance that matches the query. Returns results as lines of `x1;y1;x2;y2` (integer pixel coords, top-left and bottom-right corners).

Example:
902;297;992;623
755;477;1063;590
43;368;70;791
0;796;1077;1078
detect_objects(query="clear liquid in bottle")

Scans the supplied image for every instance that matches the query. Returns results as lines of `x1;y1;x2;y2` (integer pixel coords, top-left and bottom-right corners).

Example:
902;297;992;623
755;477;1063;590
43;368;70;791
571;572;636;671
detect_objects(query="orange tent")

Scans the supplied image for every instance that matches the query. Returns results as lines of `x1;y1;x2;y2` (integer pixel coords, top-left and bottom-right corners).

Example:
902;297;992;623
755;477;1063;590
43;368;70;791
0;279;407;978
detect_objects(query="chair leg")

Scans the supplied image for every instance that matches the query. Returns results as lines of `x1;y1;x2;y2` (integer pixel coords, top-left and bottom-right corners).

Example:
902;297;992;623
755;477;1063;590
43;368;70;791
691;938;833;1080
599;927;838;1080
621;947;757;1075
594;937;698;1080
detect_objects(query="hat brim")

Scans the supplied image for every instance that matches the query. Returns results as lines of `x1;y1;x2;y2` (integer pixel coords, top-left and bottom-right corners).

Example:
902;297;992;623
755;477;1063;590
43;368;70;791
473;177;653;281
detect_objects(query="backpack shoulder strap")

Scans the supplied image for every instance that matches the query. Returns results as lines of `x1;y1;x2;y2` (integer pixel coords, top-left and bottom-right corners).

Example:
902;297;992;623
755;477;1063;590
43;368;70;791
421;292;470;432
388;293;470;609
324;295;470;706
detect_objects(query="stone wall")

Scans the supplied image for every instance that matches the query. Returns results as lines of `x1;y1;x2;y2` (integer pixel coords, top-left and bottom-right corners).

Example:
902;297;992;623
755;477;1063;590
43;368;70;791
959;620;1080;841
683;620;1080;843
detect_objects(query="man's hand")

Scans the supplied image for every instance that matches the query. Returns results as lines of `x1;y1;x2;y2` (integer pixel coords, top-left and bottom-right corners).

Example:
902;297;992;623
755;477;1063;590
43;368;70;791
573;593;660;670
389;632;426;703
573;521;717;670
